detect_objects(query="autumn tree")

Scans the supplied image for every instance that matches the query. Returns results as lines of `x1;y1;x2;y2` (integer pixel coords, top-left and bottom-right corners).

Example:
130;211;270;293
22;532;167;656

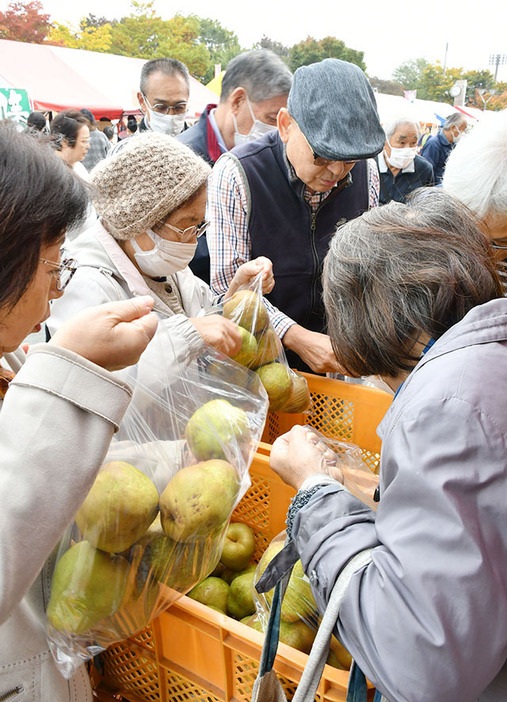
288;36;366;72
0;0;51;43
198;17;242;83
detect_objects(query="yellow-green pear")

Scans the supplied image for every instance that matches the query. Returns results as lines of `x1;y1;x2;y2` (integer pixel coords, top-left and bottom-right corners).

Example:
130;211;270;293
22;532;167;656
256;541;317;623
328;636;352;669
282;373;312;413
256;363;293;412
188;576;230;613
160;459;239;542
231;327;258;367
227;570;256;620
279;619;316;654
47;541;128;635
185;399;251;461
220;522;256;571
75;461;159;553
251;327;282;369
223;289;270;334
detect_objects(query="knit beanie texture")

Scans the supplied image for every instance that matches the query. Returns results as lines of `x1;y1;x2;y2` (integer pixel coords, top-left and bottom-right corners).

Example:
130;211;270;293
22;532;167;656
90;132;211;240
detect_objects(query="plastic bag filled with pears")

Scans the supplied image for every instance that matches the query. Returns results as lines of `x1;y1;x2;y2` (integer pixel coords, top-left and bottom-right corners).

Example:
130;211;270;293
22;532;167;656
45;317;269;679
246;434;379;668
210;271;312;414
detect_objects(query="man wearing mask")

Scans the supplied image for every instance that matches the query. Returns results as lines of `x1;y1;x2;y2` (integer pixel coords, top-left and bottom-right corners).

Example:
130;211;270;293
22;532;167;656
377;117;434;204
420;112;467;184
178;49;292;283
208;58;385;374
110;58;190;157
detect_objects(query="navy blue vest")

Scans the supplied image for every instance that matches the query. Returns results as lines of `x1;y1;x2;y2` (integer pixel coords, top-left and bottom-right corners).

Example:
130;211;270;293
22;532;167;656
232;132;369;367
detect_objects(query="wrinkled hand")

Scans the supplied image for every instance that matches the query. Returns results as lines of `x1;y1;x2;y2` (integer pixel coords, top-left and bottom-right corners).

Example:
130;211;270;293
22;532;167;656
190;314;242;357
49;296;158;371
226;256;275;298
270;425;344;490
283;325;344;374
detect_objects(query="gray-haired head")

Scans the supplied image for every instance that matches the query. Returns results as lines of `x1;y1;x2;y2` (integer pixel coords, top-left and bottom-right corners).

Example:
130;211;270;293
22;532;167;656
323;187;502;379
443;110;507;228
140;58;191;94
443;112;466;130
384;117;420;140
220;49;292;103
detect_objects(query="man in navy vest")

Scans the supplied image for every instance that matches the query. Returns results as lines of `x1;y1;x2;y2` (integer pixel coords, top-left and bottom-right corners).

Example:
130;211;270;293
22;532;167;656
207;59;385;373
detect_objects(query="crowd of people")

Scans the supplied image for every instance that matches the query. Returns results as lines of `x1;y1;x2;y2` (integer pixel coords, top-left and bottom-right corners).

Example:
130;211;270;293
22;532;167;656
1;48;507;701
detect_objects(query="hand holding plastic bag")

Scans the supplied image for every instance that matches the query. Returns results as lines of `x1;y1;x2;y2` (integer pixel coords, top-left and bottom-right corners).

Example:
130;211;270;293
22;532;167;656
46;321;268;678
215;271;312;414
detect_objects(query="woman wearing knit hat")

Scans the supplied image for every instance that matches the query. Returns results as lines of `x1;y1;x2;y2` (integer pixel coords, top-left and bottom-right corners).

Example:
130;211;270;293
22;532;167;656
48;132;274;360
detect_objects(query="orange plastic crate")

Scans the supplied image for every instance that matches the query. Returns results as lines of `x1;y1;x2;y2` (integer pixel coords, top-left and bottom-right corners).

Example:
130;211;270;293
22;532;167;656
95;451;378;701
262;373;392;474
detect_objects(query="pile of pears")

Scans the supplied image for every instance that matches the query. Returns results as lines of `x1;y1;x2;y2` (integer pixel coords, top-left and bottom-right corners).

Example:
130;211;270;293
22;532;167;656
223;289;311;414
187;524;352;671
47;398;253;640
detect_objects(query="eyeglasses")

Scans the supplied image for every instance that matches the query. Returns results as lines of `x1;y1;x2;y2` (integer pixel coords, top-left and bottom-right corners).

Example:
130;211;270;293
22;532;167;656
40;252;77;291
155;219;210;243
142;94;188;116
300;129;358;167
492;238;507;250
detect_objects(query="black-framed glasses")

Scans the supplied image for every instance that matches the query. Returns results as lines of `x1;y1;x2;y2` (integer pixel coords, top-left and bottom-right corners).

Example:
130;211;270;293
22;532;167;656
301;129;358;167
40;253;77;291
142;94;188;116
155;219;210;243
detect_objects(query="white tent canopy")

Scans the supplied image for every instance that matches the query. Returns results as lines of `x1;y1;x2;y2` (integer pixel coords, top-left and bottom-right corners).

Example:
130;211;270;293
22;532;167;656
374;91;484;127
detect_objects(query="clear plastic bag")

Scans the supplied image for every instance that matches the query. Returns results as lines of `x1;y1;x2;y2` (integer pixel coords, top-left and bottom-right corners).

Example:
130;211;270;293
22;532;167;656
212;273;312;414
46;321;269;678
252;531;352;669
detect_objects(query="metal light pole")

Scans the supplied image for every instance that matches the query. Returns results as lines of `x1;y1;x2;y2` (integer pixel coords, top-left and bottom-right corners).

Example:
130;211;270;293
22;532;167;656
477;88;497;110
489;53;507;82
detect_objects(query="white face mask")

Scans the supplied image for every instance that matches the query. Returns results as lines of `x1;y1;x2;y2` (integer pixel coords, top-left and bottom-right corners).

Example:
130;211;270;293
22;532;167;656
386;139;417;170
131;229;197;278
146;107;187;136
233;95;276;146
452;127;464;144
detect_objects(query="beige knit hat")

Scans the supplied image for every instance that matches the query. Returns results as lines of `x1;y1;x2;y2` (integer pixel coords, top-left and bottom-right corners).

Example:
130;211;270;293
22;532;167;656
90;132;211;240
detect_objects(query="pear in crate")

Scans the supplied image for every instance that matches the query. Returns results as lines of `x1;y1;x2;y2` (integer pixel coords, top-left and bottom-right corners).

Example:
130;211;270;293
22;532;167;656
188;576;230;613
256;363;293;412
227;569;256;620
223;289;269;334
75;461;159;553
279;619;316;654
160;459;239;542
47;540;128;635
185;399;251;461
220;522;256;571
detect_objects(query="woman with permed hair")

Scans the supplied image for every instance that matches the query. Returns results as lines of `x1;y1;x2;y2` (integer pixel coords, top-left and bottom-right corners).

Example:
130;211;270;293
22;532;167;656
260;188;507;701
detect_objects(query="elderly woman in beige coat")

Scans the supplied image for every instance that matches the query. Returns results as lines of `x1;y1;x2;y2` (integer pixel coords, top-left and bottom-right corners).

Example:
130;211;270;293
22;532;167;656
48;132;274;362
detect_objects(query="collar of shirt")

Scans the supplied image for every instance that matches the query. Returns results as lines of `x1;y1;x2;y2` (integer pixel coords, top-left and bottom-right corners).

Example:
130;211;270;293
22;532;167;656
282;143;349;210
378;151;416;174
208;108;228;154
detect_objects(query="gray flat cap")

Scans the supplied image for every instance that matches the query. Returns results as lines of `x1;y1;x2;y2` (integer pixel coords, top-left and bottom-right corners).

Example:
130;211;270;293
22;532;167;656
287;58;385;161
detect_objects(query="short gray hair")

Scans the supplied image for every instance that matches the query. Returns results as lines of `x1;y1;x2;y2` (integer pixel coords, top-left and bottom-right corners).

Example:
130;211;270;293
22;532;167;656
443;110;507;227
323;188;502;378
384;117;420;139
443;112;466;130
220;49;292;103
140;58;190;95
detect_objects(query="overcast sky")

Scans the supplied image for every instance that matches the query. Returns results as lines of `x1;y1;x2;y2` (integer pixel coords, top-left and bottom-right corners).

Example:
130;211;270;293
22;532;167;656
3;0;506;81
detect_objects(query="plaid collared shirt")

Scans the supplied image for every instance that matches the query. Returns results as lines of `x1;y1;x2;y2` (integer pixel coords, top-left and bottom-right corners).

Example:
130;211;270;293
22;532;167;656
208;155;379;337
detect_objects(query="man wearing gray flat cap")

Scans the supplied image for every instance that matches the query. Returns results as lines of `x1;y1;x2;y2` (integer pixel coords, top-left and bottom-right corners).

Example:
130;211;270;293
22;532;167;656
207;58;385;373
